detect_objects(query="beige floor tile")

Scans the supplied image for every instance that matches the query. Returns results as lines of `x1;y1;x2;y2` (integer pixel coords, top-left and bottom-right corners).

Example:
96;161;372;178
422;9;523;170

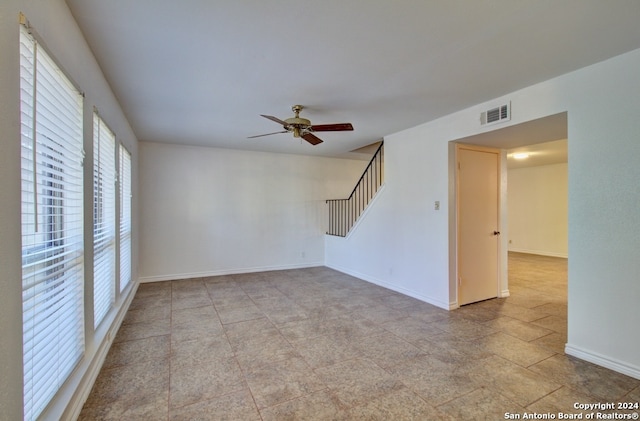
233;334;301;372
346;388;455;421
171;305;217;324
428;316;497;341
278;316;338;341
381;316;445;347
374;292;423;309
533;302;568;318
136;281;172;294
223;317;278;344
259;389;345;421
331;295;382;312
244;356;326;409
298;303;352;320
531;331;567;354
122;304;171;325
78;394;169;421
215;304;265;324
171;294;213;311
437;387;524;419
127;295;172;312
531;315;568;335
420;333;495;363
388;355;479;406
169;356;245;409
405;305;452;323
261;306;309;325
210;293;256;309
315;358;405;408
170;334;234;369
455;305;501;323
169;389;261;421
478;331;557;367
624;385;640;400
329;313;387;340
526;385;601;415
491;301;550;322
171;285;208;298
291;333;361;369
482;316;554;342
171;316;224;343
481;363;563;407
349;331;426;369
83;359;169;409
528;354;640;400
355;304;409;324
113;318;171;343
103;334;170;369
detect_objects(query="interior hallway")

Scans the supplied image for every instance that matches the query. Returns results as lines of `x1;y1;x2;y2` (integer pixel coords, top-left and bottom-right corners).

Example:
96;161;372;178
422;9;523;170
79;253;639;420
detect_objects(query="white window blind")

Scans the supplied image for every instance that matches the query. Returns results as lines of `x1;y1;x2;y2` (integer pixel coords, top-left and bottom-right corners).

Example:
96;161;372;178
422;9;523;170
119;145;132;292
20;25;85;421
93;112;116;327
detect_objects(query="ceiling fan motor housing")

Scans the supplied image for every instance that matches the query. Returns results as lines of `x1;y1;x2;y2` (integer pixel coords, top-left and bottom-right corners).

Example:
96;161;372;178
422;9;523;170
285;105;311;137
284;117;311;137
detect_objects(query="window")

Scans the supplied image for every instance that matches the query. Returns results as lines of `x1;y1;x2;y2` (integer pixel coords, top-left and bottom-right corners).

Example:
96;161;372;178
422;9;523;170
119;145;132;292
93;113;116;327
20;25;84;421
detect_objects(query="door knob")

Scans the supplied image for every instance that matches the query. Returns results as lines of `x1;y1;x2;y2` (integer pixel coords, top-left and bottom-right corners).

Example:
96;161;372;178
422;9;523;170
493;231;501;236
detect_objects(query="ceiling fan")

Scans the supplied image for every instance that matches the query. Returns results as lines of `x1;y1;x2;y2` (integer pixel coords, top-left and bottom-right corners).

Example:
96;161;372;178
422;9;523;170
248;105;353;145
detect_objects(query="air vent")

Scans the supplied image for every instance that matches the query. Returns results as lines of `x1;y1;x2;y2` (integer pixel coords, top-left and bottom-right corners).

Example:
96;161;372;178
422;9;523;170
481;102;511;125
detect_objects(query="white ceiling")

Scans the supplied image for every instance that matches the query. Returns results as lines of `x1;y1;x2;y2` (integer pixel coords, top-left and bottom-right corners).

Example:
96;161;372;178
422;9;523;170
65;1;640;158
454;112;568;169
506;139;567;169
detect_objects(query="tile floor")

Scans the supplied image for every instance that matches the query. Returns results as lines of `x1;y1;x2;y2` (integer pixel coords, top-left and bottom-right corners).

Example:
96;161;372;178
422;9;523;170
79;253;640;420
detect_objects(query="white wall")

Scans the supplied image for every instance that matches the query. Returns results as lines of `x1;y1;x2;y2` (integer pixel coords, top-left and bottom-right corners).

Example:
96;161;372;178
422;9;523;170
508;163;568;257
139;142;366;281
0;1;140;419
326;132;452;308
326;48;640;379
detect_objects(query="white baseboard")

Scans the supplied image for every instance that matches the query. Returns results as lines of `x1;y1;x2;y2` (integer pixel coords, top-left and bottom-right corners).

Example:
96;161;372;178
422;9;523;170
565;344;640;380
326;263;450;310
508;247;568;258
500;289;511;298
139;261;324;283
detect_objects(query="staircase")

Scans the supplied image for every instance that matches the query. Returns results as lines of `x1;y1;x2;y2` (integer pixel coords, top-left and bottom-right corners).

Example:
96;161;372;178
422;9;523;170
326;142;384;237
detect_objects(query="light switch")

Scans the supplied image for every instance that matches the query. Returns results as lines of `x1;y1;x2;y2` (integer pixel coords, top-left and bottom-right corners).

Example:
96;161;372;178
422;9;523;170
434;201;440;210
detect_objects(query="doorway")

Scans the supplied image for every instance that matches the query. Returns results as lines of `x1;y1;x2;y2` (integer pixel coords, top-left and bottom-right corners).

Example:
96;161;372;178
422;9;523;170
449;112;568;309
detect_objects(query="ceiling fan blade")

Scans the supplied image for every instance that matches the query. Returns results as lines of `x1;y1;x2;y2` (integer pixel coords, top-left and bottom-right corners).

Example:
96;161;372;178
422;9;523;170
310;123;353;132
261;114;288;126
301;133;323;145
247;130;288;139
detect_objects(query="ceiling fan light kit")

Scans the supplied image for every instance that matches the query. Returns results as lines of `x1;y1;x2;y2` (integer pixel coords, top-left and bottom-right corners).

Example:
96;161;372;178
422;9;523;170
249;105;353;145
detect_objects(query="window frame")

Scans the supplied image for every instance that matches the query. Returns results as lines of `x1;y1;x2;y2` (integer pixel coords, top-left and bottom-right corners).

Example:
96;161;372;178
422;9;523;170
19;23;85;421
119;144;132;292
93;112;117;328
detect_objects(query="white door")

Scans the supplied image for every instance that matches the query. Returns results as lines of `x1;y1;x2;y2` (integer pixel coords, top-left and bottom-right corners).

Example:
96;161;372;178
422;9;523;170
457;145;500;305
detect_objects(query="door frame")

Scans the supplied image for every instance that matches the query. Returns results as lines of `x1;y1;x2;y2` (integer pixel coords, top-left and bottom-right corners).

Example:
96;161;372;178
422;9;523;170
451;142;507;308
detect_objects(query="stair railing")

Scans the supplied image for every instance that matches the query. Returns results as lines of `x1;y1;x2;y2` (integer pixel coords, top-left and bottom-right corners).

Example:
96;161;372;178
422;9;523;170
326;142;384;237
